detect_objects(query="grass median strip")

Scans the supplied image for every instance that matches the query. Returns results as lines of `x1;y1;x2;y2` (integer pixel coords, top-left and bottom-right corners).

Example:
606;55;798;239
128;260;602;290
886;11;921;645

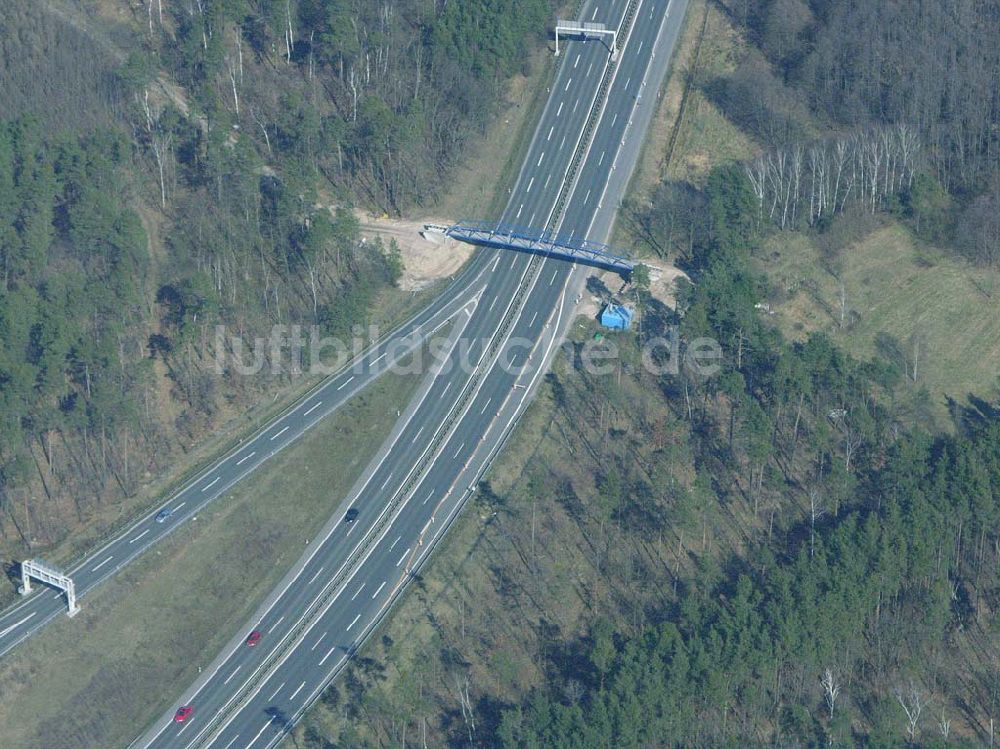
0;363;425;749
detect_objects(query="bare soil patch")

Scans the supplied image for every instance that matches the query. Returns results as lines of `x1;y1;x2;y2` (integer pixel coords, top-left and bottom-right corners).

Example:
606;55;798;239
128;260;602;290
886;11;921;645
576;263;689;321
355;212;474;291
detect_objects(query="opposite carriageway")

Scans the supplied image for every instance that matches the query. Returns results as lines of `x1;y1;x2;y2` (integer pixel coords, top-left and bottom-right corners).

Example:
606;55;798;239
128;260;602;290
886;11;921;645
134;0;657;746
141;0;686;746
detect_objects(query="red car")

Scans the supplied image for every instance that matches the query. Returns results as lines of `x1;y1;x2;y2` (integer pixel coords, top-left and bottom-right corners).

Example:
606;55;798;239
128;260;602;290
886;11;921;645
246;630;262;647
174;705;193;723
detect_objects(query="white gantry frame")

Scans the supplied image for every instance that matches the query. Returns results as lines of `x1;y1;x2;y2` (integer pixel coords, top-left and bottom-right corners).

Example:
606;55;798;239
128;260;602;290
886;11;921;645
554;19;617;60
19;559;80;617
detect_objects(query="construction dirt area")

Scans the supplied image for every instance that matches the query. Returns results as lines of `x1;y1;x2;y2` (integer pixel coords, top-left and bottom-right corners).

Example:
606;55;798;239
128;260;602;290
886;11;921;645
356;212;474;292
576;262;690;320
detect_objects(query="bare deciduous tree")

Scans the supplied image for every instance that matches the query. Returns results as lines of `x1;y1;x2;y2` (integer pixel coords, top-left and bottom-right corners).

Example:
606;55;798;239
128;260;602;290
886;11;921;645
454;674;476;745
894;681;928;742
937;710;951;739
821;667;842;720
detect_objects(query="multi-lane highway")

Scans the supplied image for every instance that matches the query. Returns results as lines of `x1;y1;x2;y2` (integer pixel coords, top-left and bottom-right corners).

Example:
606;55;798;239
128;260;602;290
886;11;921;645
0;250;495;657
130;0;690;746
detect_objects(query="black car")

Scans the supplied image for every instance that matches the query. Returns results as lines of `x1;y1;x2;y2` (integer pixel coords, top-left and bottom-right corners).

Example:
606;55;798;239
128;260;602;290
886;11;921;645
344;508;360;524
155;507;176;523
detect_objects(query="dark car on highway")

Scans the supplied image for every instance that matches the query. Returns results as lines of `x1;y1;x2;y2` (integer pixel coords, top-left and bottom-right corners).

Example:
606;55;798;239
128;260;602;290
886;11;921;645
155;507;176;523
344;508;359;524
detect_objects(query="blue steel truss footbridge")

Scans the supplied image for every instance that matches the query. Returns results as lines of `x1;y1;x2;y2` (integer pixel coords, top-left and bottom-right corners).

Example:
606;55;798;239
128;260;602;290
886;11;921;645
426;220;636;276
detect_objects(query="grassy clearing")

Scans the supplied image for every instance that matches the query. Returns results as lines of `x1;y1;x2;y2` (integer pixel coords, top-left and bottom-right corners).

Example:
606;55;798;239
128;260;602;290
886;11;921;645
762;222;1000;422
0;363;425;749
664;1;757;185
615;0;755;255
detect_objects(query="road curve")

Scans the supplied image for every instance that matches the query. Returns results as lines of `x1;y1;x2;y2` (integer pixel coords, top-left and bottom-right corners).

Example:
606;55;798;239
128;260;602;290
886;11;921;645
133;0;690;747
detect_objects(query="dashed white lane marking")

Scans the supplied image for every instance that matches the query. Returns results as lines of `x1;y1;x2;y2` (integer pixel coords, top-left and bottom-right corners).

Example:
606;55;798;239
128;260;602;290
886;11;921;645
311;632;326;651
129;529;150;544
625;76;631;90
547;125;554;141
423;490;434;505
530;212;537;226
202;476;221;492
319;644;337;666
530;311;538;327
453;442;466;460
584;189;592;204
611;112;618;127
396;549;410;567
221;735;240;749
379;473;394;491
557;101;564;117
481;397;492;414
266;615;285;634
269;426;289;441
389;535;401;552
544;174;551;189
336;375;355;391
91;556;113;572
223;665;241;685
0;613;35;639
268;682;285;701
599;150;606;165
592;5;599;19
372;581;387;599
516;203;523;219
574;52;581;68
573;98;579;113
550;269;558;285
174;501;186;511
587;61;594;76
537;152;544;167
637;40;643;53
351;583;365;601
245;717;274;748
371;351;387;365
527;176;535;193
290;681;306;701
412;425;425;444
307;566;324;585
236;451;256;466
303;401;322;417
560;135;567;150
442;381;453;396
347;613;361;631
564;77;572;91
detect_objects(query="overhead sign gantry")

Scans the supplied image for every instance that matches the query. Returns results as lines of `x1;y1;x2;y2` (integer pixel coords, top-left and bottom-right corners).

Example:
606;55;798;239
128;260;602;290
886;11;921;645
19;559;80;617
554;19;618;59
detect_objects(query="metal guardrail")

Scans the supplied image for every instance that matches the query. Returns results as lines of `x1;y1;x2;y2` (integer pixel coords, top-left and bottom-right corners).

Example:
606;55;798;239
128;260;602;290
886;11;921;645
189;1;647;743
552;0;642;224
